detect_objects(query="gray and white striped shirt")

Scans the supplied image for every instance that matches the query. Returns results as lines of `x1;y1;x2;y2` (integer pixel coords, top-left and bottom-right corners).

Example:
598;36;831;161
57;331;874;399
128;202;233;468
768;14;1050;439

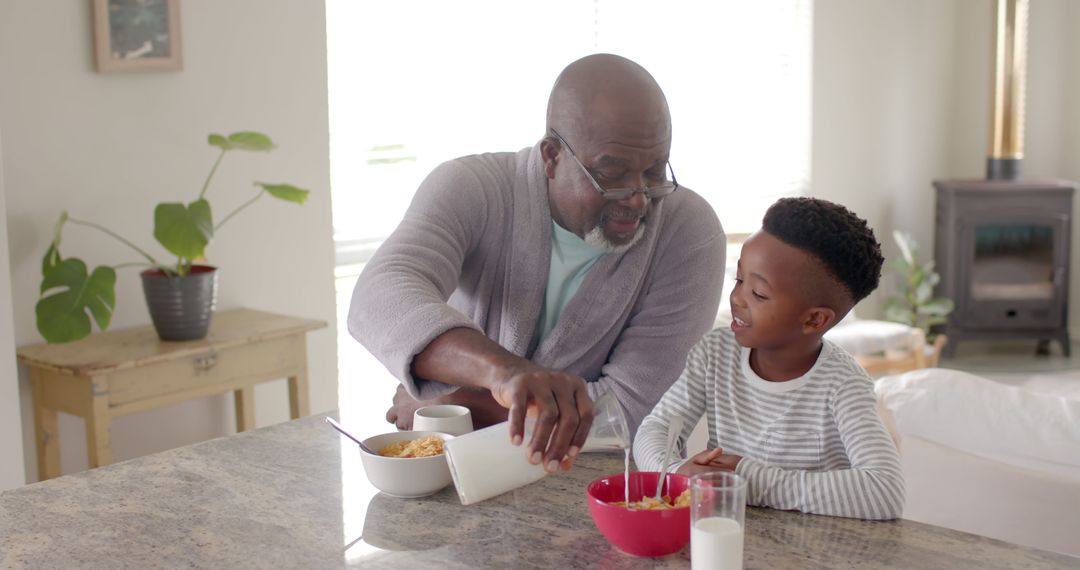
633;328;905;520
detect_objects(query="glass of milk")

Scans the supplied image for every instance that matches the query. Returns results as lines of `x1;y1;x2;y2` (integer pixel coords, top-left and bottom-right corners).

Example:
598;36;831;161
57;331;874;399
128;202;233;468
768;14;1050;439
689;472;748;570
444;389;629;505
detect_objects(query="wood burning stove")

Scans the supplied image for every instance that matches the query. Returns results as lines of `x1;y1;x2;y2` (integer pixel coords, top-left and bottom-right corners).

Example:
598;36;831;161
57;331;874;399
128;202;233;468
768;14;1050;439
933;0;1075;356
934;180;1073;356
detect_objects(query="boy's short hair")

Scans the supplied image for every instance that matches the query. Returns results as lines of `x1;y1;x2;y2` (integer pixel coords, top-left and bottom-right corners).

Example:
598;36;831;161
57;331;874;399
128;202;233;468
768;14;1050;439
762;197;884;304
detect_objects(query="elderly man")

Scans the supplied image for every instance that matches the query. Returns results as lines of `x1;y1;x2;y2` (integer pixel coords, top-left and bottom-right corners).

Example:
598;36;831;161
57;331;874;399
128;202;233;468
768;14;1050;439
349;54;724;473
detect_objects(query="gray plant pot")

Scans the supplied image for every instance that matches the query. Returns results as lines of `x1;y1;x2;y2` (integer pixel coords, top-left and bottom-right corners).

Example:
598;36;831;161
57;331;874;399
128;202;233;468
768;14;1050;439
141;265;218;341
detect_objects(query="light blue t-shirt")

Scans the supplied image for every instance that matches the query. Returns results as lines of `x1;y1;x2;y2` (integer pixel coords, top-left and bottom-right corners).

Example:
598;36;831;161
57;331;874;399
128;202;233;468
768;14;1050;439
536;221;605;341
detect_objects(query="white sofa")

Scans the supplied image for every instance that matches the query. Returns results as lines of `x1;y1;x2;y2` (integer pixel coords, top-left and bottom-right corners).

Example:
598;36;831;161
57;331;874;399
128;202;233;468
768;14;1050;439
875;368;1080;557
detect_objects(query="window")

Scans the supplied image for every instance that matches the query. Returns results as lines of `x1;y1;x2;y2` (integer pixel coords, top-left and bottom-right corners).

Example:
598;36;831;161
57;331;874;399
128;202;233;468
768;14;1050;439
328;0;811;255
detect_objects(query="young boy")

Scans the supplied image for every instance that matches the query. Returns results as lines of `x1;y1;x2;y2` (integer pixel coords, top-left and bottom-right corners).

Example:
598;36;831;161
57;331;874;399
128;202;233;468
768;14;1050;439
633;197;905;520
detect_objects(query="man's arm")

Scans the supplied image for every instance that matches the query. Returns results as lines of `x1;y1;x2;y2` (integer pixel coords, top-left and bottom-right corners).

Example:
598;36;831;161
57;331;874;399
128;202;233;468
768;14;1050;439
349;157;591;470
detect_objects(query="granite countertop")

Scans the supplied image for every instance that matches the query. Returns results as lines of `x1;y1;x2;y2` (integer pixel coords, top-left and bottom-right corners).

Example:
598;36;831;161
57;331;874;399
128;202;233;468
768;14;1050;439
1;413;1076;569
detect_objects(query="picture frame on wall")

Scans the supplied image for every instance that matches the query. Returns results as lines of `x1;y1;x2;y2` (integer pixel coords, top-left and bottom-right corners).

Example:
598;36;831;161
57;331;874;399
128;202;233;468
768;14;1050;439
92;0;182;73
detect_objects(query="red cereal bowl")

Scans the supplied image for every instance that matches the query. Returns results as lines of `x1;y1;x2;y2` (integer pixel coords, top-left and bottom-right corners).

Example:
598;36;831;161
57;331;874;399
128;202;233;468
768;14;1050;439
586;471;691;557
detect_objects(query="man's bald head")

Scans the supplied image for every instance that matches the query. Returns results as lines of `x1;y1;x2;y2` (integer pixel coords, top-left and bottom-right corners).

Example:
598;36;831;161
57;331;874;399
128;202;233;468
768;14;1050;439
540;54;674;253
545;54;671;142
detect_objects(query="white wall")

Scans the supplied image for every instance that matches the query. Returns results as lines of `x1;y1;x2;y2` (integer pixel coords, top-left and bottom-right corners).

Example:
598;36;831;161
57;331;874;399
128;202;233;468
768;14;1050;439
0;1;337;482
813;0;1080;339
812;0;960;315
1026;0;1080;342
0;128;27;491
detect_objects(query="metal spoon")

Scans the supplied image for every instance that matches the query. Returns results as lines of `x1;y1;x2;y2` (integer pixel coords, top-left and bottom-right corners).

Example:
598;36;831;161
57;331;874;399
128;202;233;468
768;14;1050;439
325;416;377;455
654;416;685;501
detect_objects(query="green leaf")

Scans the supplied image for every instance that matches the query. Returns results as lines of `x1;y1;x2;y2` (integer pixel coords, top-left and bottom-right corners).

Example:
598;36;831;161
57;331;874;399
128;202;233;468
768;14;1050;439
911;265;925;284
915;281;933;304
229;132;275;152
924;316;948;328
883;304;915;325
917;298;955;316
154;199;214;260
36;259;116;343
207;132;274;152
208;134;229;150
258;182;309;205
919;261;937;279
883;298;906;312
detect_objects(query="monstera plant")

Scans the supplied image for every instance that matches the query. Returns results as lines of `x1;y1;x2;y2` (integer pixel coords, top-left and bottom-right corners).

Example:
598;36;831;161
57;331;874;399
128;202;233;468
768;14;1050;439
883;231;954;341
37;131;309;343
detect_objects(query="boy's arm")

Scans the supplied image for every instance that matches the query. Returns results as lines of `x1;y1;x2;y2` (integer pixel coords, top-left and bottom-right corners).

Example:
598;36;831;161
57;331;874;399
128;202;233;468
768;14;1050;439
735;378;906;520
631;338;711;472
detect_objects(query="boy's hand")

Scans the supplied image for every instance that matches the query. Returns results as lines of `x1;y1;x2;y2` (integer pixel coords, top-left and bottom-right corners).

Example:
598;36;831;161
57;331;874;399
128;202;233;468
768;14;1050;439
676;447;743;476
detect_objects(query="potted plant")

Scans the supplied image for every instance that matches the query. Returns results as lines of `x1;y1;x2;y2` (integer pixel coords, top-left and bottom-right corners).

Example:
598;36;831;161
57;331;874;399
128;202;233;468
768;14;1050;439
36;131;309;343
883;230;954;345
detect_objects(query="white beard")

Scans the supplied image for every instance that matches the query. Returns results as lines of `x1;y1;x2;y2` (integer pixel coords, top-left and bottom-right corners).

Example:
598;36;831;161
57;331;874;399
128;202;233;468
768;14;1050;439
584;221;646;255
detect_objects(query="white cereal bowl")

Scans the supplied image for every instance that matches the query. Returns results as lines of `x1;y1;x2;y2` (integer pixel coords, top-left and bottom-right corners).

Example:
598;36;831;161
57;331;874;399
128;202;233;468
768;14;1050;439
359;431;455;498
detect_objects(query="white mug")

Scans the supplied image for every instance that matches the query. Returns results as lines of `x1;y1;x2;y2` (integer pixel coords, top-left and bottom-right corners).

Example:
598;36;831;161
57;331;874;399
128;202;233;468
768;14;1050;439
413;405;473;436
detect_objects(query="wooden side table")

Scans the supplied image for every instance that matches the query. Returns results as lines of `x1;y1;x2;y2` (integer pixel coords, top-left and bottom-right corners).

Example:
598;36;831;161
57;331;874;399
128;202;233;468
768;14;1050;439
16;308;326;480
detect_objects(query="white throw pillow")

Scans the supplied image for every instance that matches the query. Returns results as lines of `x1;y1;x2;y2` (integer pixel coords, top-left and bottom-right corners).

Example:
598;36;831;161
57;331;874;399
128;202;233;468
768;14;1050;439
875;368;1080;479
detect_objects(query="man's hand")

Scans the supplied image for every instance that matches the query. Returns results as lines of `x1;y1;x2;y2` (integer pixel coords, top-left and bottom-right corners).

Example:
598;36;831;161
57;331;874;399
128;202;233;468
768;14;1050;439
385;385;422;430
676;448;743;477
409;328;595;474
490;366;594;474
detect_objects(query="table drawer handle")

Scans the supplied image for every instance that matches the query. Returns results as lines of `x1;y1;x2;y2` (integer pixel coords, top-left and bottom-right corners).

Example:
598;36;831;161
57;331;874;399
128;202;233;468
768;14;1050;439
193;353;218;372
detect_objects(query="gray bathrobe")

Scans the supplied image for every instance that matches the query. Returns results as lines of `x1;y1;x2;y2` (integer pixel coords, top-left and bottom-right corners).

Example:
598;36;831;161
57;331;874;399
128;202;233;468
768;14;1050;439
348;142;725;435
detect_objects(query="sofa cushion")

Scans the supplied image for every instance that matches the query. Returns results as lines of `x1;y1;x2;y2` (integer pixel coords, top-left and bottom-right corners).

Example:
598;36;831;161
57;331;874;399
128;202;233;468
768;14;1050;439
875;368;1080;479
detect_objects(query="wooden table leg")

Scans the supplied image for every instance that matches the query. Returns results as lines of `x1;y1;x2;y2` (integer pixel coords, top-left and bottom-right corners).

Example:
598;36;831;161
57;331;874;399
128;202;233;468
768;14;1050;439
29;370;60;481
85;380;113;469
288;372;310;420
235;387;255;432
288;338;311;419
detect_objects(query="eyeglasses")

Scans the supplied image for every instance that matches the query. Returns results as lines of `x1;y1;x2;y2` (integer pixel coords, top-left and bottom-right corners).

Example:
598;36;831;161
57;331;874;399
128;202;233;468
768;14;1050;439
549;129;679;201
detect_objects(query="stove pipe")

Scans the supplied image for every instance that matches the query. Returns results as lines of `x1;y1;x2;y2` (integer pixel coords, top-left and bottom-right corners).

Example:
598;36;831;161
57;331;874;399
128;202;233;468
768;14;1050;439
987;0;1029;180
